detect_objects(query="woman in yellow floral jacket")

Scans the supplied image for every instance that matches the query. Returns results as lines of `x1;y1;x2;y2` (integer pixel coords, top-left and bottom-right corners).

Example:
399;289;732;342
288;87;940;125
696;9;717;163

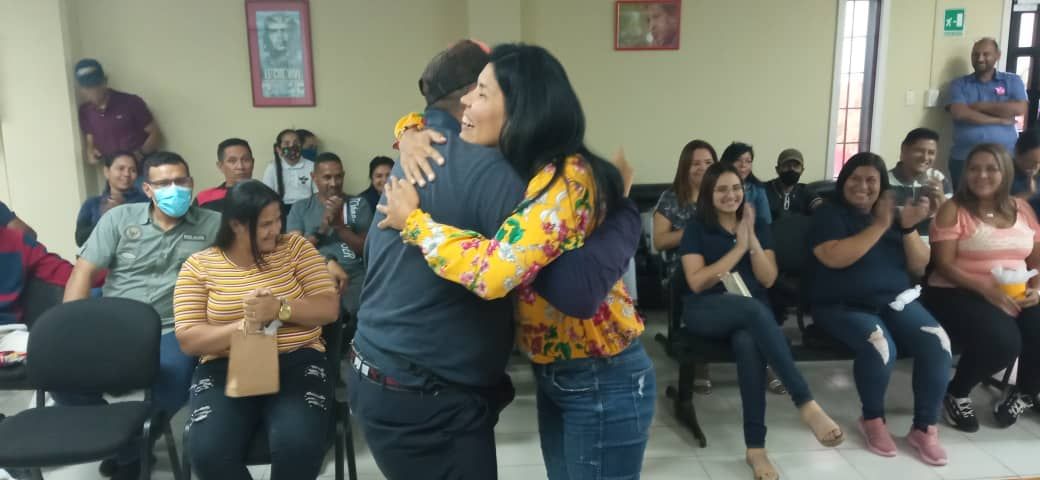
380;44;655;479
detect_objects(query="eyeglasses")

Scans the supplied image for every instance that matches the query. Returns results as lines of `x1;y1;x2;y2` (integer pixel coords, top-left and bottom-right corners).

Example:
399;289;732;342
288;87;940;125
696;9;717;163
146;176;193;188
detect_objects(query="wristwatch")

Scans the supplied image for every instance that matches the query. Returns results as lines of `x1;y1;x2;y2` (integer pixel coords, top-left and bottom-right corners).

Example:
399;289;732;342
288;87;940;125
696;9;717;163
277;298;292;322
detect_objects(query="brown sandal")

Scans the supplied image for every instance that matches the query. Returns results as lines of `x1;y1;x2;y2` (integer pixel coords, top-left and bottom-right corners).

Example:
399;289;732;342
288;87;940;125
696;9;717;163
799;401;844;447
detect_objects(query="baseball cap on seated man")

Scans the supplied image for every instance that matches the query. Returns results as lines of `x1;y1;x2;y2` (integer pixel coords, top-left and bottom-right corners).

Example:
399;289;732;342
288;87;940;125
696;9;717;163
74;58;107;87
776;148;804;167
418;39;491;106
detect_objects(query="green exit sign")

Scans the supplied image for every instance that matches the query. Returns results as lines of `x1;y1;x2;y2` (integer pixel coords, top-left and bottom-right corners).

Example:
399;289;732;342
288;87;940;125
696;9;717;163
945;8;965;36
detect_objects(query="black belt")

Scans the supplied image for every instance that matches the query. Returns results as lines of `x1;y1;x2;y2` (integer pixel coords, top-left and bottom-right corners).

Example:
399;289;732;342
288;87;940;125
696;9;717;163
348;344;430;392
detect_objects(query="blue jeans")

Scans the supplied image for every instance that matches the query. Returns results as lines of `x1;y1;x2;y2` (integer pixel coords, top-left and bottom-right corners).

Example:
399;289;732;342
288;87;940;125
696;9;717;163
51;332;196;464
533;340;655;480
812;302;951;428
683;294;812;447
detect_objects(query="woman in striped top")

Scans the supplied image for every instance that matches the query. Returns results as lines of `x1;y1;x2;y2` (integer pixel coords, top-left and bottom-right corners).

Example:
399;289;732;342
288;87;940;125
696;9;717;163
174;180;339;480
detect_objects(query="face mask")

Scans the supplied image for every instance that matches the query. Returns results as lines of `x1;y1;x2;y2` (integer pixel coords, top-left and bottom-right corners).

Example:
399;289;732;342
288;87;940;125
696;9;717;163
300;147;318;160
280;145;301;162
779;170;802;187
152;185;192;218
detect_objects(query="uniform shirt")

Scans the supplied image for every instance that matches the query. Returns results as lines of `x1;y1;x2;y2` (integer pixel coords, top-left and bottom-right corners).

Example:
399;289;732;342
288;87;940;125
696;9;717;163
808;201;911;308
677;216;774;300
78;203;221;330
75;187;149;247
262;159;316;205
287;194;372;313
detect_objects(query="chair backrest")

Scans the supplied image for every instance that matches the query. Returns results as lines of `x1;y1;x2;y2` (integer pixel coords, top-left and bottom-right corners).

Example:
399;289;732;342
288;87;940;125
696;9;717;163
770;213;812;274
27;297;160;392
20;277;64;328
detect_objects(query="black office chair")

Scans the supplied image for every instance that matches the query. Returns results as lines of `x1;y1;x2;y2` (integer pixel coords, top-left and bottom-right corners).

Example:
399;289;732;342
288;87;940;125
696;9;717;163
0;297;183;480
181;313;357;480
0;278;64;392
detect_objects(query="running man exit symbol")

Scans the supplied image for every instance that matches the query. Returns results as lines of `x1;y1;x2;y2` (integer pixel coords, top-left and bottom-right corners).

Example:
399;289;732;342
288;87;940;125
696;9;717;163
944;9;965;36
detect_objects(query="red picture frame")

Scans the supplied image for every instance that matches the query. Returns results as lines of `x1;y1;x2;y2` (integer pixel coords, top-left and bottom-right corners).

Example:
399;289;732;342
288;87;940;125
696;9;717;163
615;0;681;51
245;0;316;107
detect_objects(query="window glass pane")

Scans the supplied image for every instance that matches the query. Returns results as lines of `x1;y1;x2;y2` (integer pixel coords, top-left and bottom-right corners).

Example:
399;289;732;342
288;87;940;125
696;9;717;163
844;143;860;164
1017;56;1032;89
834;144;846;177
849;73;864;108
846;109;862;143
841;40;852;73
851;37;867;74
836;109;847;143
853;1;870;37
844;4;856;38
1021;13;1036;48
839;73;850;108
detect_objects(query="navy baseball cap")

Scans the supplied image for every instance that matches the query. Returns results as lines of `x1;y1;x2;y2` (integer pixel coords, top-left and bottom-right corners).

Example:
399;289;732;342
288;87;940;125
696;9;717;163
74;58;106;87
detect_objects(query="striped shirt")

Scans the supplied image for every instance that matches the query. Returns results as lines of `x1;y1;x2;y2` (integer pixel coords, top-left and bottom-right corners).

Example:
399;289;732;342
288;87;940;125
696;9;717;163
174;233;336;363
929;197;1040;289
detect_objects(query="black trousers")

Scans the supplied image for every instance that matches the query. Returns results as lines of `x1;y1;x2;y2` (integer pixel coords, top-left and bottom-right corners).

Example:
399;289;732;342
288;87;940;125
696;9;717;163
346;361;514;480
923;286;1040;396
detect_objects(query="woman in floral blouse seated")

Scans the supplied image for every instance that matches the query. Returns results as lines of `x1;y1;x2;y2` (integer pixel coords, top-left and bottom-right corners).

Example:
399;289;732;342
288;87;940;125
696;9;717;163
382;43;654;479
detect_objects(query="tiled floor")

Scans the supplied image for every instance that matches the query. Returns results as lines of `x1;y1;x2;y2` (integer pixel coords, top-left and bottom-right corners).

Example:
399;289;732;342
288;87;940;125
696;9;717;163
3;310;1040;479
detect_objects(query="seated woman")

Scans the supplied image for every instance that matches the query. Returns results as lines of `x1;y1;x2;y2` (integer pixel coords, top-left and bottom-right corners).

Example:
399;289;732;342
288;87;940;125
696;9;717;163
679;162;843;480
810;152;951;466
654;139;717;394
923;143;1040;431
173;180;339;480
75;151;148;246
720;142;771;225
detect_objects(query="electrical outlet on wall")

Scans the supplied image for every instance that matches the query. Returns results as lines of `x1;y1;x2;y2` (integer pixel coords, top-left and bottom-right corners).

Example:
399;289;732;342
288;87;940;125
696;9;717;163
925;89;940;107
905;90;917;106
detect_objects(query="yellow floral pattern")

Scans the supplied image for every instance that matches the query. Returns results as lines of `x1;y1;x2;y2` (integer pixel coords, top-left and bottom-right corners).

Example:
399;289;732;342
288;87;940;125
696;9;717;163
401;156;644;364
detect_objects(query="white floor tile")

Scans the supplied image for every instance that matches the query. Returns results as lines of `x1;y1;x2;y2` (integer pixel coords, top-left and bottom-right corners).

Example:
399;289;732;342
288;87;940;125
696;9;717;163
771;449;864;480
840;448;943;480
973;439;1040;477
930;442;1014;480
639;456;710;479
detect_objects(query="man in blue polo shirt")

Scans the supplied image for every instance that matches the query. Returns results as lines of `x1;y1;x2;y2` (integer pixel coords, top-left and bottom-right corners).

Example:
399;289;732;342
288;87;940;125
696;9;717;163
946;38;1028;186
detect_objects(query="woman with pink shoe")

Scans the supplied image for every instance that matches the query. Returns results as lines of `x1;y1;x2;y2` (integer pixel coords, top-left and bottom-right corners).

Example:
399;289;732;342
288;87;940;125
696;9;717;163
808;153;952;466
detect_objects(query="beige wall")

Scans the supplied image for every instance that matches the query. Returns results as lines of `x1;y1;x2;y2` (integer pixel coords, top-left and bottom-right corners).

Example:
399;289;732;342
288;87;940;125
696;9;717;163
0;0;86;257
0;0;1011;260
71;0;468;195
878;0;1007;169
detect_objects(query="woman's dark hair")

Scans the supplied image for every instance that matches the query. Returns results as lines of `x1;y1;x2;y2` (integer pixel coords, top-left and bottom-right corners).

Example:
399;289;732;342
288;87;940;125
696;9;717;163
368;156;394;179
720;142;761;184
214;180;283;268
695;162;745;230
103;150;137;169
271;129;299;199
673;140;717;205
490;43;623;221
296;129;316;145
834;152;890;210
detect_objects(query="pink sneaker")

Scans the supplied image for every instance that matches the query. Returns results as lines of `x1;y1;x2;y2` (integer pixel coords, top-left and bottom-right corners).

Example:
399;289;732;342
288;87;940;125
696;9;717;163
907;425;947;466
858;417;897;457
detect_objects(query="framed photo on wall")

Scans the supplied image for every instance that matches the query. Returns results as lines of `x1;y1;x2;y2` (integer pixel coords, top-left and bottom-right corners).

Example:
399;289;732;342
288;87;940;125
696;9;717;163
246;0;315;106
615;0;681;50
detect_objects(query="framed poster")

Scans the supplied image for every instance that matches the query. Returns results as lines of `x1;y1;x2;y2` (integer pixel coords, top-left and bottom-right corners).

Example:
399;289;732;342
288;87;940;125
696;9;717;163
615;0;681;51
246;0;315;106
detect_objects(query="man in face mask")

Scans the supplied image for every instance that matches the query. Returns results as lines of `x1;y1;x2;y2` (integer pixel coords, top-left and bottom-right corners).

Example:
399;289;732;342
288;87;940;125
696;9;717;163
765;148;822;219
59;151;221;479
